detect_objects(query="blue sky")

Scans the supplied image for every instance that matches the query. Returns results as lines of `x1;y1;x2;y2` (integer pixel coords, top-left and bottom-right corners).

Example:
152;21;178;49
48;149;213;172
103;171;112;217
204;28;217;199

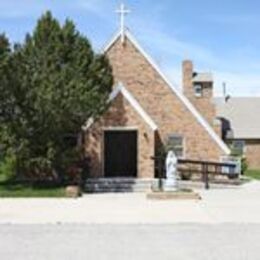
0;0;260;96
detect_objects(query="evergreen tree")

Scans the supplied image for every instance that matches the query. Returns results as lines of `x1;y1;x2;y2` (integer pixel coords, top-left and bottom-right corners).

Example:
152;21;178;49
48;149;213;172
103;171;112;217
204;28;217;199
0;34;13;151
0;12;113;179
0;34;11;118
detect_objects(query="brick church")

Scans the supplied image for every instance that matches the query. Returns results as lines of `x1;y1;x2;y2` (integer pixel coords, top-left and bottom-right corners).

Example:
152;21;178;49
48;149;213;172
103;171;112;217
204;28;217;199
83;5;233;179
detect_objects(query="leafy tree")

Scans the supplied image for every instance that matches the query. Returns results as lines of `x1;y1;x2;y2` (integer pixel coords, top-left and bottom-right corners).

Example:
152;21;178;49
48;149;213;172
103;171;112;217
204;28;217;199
0;12;113;180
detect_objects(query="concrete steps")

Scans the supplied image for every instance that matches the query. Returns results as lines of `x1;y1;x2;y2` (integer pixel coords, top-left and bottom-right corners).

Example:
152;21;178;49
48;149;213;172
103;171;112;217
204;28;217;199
85;178;158;193
84;177;243;193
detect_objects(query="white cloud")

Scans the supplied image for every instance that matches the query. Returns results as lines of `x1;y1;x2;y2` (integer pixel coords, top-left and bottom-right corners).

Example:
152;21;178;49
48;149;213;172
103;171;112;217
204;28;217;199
214;71;260;97
0;0;111;20
161;63;260;97
76;0;103;14
0;1;48;18
74;0;113;20
130;20;260;97
208;13;260;25
133;23;219;68
0;1;259;97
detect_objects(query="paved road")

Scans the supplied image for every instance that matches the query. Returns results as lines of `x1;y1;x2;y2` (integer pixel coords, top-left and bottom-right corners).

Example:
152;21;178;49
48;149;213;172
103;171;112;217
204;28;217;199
0;224;259;260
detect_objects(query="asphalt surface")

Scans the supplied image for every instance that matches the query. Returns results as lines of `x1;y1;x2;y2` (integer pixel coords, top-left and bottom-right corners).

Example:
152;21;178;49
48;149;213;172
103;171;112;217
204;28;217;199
0;224;259;260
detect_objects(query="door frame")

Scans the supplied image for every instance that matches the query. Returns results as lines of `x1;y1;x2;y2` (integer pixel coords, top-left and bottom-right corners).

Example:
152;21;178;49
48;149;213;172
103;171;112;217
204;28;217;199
102;127;138;178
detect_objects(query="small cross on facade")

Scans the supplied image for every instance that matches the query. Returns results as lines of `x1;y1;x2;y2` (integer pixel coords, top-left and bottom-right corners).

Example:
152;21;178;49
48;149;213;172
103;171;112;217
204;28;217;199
116;3;131;43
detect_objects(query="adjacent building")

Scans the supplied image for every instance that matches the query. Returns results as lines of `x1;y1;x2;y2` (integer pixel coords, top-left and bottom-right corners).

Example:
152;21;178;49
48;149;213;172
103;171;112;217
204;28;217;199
215;97;260;169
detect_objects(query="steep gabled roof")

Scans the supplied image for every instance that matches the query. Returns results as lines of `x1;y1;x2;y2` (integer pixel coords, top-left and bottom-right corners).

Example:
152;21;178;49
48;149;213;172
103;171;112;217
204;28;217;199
83;83;158;131
103;29;230;155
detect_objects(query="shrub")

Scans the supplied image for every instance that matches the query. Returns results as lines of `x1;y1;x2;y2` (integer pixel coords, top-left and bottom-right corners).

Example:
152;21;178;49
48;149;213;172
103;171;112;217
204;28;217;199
241;157;248;175
0;154;16;182
22;157;59;182
58;147;83;185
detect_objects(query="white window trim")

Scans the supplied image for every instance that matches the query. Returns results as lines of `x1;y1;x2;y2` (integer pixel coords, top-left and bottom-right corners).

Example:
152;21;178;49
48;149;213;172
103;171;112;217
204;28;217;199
232;140;246;154
194;84;203;97
167;134;186;159
103;126;138;131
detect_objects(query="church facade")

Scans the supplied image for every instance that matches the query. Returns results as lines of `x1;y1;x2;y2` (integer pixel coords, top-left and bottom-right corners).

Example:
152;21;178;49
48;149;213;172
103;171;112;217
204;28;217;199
83;29;230;179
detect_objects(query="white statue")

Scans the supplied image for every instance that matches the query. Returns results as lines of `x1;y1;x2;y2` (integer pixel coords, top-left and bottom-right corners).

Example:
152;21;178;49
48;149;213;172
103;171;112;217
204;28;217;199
164;150;178;191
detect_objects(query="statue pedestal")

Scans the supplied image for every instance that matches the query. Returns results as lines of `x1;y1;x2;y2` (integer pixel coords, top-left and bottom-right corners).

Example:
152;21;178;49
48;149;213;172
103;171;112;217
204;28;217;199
163;177;178;192
147;190;201;200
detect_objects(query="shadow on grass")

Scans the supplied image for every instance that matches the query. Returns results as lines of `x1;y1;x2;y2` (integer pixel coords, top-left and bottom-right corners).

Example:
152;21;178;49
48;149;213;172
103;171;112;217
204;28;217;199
0;181;66;197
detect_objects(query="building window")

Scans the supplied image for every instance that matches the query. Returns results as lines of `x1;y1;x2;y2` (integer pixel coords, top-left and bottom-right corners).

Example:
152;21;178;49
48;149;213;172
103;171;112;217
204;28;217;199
194;84;202;97
231;140;245;156
167;134;184;158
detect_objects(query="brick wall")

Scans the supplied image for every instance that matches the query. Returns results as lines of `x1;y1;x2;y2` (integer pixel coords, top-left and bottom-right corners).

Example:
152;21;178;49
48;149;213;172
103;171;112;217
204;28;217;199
85;93;155;178
245;140;260;169
84;35;227;178
106;37;225;160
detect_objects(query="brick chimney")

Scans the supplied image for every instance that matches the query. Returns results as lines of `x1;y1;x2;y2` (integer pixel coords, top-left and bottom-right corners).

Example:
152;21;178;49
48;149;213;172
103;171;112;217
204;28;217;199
182;60;216;128
183;60;194;99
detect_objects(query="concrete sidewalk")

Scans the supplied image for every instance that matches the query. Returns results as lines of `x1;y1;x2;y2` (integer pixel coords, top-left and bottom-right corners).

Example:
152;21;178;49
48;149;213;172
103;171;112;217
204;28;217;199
0;180;259;224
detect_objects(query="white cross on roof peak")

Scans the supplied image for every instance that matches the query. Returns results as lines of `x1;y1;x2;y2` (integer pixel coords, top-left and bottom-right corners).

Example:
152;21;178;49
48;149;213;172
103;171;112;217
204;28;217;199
115;3;131;43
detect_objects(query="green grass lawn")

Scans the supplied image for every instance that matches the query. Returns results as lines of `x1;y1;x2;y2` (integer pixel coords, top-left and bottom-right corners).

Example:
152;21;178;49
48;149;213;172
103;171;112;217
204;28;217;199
0;182;66;198
245;169;260;180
